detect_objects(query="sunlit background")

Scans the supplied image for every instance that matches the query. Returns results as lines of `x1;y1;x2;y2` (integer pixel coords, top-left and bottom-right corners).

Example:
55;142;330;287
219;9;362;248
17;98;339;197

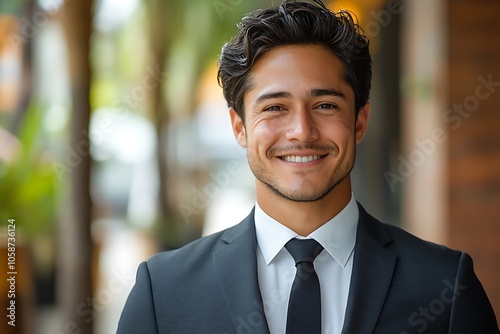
0;0;499;333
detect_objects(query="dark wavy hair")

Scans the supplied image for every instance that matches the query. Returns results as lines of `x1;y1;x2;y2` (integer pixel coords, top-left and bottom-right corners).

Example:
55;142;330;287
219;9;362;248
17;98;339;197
217;0;372;123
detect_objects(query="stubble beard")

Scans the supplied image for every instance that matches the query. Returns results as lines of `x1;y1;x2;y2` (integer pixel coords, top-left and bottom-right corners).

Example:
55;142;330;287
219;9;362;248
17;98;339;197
248;148;355;203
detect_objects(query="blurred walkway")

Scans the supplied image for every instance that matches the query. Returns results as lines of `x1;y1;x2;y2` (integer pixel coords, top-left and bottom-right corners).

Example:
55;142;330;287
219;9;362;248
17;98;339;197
36;220;157;334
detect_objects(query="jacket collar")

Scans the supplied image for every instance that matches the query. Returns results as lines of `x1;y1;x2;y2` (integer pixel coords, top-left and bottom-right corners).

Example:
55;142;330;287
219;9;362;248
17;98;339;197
341;203;397;333
214;208;271;334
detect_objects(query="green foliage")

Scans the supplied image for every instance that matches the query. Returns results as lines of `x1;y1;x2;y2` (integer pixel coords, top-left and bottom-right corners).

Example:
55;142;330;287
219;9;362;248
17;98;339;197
0;0;21;15
0;102;58;239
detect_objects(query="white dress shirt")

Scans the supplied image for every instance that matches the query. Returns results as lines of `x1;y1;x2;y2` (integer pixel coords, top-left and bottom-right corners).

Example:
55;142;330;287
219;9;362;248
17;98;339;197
255;195;359;334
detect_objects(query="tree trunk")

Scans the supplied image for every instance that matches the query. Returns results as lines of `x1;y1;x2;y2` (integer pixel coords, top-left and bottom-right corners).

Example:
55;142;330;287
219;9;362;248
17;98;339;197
146;0;177;248
58;1;94;333
9;0;35;135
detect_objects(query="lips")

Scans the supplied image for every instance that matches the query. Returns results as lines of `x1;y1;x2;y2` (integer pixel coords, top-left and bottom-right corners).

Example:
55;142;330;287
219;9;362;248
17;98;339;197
280;155;326;163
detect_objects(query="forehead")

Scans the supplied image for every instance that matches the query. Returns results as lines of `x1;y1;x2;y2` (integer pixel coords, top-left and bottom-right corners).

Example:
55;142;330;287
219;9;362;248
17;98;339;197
245;44;353;101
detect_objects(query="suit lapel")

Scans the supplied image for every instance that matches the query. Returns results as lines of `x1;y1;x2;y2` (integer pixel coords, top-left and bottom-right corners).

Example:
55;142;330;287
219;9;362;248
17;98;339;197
342;204;397;334
214;209;270;334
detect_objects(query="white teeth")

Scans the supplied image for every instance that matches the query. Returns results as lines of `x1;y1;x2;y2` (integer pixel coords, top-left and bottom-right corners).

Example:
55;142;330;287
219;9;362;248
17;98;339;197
282;155;322;163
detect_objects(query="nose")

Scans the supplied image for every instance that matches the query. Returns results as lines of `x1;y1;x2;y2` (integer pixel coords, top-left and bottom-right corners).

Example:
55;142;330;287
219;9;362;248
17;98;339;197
285;107;319;142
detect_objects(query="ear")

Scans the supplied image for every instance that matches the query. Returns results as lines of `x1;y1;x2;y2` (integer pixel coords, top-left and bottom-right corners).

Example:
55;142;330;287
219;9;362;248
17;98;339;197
229;108;247;147
355;102;370;144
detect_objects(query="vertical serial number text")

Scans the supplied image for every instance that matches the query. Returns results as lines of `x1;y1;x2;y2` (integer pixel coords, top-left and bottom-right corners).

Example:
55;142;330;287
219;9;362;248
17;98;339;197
6;218;17;327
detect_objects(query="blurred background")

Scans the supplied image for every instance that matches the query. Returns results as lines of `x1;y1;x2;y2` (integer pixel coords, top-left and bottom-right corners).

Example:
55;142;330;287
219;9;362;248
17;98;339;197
0;0;498;332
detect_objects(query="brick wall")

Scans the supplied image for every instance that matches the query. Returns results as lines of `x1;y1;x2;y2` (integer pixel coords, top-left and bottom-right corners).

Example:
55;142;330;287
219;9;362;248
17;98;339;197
448;0;500;322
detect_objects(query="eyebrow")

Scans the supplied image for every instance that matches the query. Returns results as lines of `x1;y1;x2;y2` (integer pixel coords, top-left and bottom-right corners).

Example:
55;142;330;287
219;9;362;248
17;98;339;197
254;88;346;105
309;88;346;100
255;91;293;104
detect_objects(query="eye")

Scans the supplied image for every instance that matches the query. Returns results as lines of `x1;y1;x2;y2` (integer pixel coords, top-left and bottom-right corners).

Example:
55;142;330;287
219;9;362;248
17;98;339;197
263;105;285;112
316;103;338;110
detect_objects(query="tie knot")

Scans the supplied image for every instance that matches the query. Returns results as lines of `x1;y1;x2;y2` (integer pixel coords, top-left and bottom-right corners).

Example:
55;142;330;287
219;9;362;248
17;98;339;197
285;239;324;265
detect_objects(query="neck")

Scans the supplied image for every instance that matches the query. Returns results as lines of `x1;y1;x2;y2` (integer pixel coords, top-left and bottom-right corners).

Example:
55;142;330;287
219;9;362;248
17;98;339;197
256;177;352;236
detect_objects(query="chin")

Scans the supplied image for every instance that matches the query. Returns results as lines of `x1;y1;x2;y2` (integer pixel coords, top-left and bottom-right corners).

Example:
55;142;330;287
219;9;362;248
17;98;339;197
265;182;336;202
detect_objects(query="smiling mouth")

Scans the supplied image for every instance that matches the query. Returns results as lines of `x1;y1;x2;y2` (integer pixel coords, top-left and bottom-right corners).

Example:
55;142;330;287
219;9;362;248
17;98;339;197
280;155;327;163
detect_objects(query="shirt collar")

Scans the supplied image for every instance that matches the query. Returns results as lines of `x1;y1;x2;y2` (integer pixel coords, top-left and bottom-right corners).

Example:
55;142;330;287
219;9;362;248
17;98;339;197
254;194;359;268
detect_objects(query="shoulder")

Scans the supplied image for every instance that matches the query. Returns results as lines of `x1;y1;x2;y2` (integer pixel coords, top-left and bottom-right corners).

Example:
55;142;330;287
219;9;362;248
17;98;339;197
358;204;463;266
146;228;226;274
145;209;256;277
385;221;457;254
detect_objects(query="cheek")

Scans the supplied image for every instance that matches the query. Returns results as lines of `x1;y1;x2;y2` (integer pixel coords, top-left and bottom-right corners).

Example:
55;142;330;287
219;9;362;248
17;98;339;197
321;122;355;150
249;121;281;150
320;116;346;131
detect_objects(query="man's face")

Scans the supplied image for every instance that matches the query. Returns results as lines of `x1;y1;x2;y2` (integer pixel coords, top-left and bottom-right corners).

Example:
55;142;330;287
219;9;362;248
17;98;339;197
230;44;370;203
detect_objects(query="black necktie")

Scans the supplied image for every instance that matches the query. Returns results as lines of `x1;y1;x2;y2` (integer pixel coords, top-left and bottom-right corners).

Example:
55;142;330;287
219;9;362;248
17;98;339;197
285;238;324;334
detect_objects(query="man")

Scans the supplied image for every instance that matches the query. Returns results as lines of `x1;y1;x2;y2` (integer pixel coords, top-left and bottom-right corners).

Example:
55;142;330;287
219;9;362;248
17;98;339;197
117;1;498;333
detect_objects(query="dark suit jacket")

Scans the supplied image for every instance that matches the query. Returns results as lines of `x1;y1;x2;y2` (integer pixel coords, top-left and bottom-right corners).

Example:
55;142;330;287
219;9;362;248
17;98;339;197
117;204;498;333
